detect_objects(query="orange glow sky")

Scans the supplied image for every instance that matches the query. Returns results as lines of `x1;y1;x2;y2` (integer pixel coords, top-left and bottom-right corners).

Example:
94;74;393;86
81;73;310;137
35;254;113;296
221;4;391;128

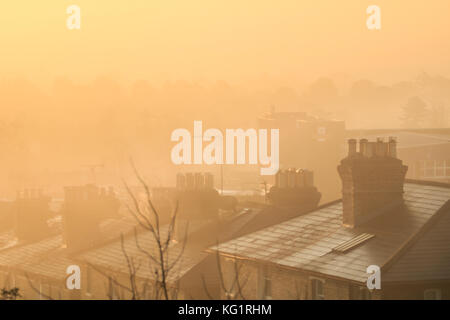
1;0;450;86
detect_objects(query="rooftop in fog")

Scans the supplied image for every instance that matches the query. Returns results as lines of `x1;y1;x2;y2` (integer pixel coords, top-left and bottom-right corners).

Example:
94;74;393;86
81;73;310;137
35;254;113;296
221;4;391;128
211;180;450;284
0;216;137;281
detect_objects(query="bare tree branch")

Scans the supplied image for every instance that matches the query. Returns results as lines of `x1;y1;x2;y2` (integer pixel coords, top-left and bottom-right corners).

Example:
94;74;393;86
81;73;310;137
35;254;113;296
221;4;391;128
24;273;54;300
103;160;188;300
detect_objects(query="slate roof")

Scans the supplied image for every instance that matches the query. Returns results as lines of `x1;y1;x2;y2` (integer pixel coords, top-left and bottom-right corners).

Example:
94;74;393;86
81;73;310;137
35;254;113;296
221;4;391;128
0;235;62;269
0;230;18;251
383;200;450;283
77;228;207;283
212;182;450;284
216;205;318;243
0;216;138;281
74;218;216;284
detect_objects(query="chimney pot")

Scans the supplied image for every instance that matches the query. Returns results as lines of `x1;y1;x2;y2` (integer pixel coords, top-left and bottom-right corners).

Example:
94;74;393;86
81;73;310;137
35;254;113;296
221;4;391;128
348;139;357;157
204;172;214;189
359;139;368;157
304;170;314;187
388;136;397;158
287;168;296;188
376;137;386;157
176;173;186;189
279;170;288;188
366;142;376;158
275;170;281;187
295;169;305;187
194;172;204;189
186;173;195;189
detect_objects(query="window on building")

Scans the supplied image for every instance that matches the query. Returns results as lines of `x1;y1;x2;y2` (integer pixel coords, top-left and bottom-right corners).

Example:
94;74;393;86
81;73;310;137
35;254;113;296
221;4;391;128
311;278;325;300
263;275;272;300
418;160;450;178
108;277;117;300
424;288;442;300
258;267;272;300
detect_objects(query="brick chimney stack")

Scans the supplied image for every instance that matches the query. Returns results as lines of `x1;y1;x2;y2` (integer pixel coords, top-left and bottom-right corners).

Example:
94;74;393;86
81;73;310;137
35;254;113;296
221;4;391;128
337;138;408;228
175;172;220;218
15;189;51;242
62;185;120;251
268;168;321;207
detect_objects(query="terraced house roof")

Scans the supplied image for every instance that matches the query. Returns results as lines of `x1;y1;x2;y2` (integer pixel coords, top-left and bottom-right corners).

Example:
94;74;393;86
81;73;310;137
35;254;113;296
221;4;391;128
0;216;137;282
212;182;450;284
77;228;207;283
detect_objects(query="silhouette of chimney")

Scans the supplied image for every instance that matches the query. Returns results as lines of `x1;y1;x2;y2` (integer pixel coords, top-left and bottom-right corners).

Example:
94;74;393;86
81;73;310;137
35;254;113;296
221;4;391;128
194;173;204;189
62;184;119;251
15;189;51;242
337;137;408;228
268;169;321;207
176;173;186;189
186;173;195;189
287;168;296;188
204;173;214;189
176;172;220;219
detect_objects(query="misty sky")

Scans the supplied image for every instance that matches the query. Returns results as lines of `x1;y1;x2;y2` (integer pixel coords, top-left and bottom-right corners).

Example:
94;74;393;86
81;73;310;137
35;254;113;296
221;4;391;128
1;0;450;87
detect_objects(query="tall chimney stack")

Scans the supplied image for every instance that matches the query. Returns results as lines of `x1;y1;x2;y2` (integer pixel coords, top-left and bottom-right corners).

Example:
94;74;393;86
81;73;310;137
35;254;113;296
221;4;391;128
176;173;186;189
348;139;357;157
359;139;368;157
337;137;408;228
204;172;214;189
62;184;119;251
15;189;51;242
267;168;321;207
287;168;296;188
388;136;397;158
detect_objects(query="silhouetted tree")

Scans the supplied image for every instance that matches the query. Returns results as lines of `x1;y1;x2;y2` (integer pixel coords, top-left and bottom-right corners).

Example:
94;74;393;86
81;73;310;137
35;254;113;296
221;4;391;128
430;100;448;128
91;160;187;300
0;287;21;300
303;77;338;106
400;96;428;128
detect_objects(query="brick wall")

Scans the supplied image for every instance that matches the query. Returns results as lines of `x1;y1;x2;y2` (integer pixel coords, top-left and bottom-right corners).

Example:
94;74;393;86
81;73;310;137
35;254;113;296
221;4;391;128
218;256;376;300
